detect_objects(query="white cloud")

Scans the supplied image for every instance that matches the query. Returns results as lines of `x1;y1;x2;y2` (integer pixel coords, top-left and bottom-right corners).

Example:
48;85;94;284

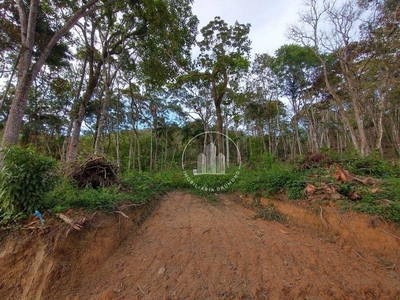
192;0;303;57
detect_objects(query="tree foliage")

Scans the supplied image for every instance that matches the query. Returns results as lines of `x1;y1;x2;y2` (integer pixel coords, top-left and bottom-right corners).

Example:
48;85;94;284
0;147;58;213
195;17;251;153
0;0;400;174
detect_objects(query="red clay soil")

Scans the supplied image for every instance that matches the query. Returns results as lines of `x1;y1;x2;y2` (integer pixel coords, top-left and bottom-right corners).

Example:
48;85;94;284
0;191;400;299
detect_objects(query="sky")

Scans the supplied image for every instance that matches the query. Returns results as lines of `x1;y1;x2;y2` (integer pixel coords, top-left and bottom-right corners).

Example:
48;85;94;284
192;0;304;58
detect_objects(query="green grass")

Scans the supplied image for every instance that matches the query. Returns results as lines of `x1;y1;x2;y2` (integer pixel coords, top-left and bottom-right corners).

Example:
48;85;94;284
5;151;400;225
344;177;400;222
233;164;306;199
43;180;134;212
41;156;400;224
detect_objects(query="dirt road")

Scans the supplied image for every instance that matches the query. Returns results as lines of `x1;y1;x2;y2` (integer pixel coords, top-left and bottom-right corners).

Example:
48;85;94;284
73;191;400;299
1;191;400;299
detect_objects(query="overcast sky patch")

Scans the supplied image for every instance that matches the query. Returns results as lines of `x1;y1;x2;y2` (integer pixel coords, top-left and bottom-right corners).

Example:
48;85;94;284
192;0;303;57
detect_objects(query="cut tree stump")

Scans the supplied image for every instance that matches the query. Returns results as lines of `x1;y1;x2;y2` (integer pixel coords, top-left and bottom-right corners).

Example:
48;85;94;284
333;164;381;185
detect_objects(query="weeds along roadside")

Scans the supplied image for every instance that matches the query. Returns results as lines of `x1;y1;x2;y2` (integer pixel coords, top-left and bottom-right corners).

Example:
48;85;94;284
1;147;400;227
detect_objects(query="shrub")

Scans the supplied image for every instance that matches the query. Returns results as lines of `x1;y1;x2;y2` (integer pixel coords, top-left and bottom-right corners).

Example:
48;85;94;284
262;165;300;195
286;179;306;200
43;179;80;212
0;208;25;228
121;171;170;203
259;153;276;170
253;203;285;222
346;154;394;178
0;147;58;213
44;179;136;212
233;163;306;199
71;185;127;210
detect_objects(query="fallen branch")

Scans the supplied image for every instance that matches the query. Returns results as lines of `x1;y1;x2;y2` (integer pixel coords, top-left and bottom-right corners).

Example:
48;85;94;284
138;285;149;299
23;221;41;229
23;226;41;230
319;206;330;228
56;213;84;231
379;229;400;241
114;210;129;219
352;249;382;267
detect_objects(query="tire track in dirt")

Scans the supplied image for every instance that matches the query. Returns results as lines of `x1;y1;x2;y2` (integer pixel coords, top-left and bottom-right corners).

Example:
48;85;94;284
64;191;400;300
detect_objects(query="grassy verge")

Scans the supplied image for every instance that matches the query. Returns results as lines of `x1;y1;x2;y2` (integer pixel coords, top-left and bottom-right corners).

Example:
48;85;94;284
43;153;400;223
2;149;400;226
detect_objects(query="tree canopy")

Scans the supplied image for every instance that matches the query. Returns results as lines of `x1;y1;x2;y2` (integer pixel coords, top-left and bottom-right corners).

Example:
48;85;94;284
0;0;399;166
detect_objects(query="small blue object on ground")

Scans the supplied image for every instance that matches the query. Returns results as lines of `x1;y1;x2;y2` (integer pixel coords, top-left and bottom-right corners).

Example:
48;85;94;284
33;210;45;227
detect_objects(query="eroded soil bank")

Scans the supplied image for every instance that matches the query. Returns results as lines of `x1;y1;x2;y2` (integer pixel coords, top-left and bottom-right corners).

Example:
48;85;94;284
0;191;399;299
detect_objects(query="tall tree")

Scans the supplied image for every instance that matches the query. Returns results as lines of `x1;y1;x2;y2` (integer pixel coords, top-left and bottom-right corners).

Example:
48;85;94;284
270;44;321;156
0;0;113;147
289;0;374;156
171;80;215;135
246;54;283;155
196;17;251;154
360;0;400;155
65;0;198;161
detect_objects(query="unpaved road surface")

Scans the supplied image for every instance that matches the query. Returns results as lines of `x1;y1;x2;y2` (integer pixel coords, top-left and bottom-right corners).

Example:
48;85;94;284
1;191;400;299
74;191;400;299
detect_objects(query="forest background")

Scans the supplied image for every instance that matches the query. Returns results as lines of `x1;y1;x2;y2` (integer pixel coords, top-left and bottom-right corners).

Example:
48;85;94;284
0;0;399;225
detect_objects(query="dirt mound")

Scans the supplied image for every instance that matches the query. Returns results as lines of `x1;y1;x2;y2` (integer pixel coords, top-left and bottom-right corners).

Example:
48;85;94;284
0;191;400;299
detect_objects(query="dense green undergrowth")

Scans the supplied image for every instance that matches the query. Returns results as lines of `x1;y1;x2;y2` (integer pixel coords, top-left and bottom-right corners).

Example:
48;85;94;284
0;147;58;227
1;147;400;227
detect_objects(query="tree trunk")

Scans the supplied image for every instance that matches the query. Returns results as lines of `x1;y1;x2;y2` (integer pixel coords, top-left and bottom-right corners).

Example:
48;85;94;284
133;127;142;171
389;111;400;156
350;94;369;156
1;0;39;147
374;99;384;156
128;83;142;171
66;60;103;161
94;55;119;155
338;56;370;156
215;103;223;154
94;81;113;154
267;118;272;154
211;68;228;155
150;103;158;171
307;107;319;153
233;119;241;164
66;17;104;161
0;50;21;113
226;122;230;167
163;128;169;170
290;116;302;158
1;72;32;146
92;85;106;153
2;0;105;147
318;58;361;154
254;118;264;153
115;118;120;173
62;58;88;161
150;129;153;171
128;135;133;171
